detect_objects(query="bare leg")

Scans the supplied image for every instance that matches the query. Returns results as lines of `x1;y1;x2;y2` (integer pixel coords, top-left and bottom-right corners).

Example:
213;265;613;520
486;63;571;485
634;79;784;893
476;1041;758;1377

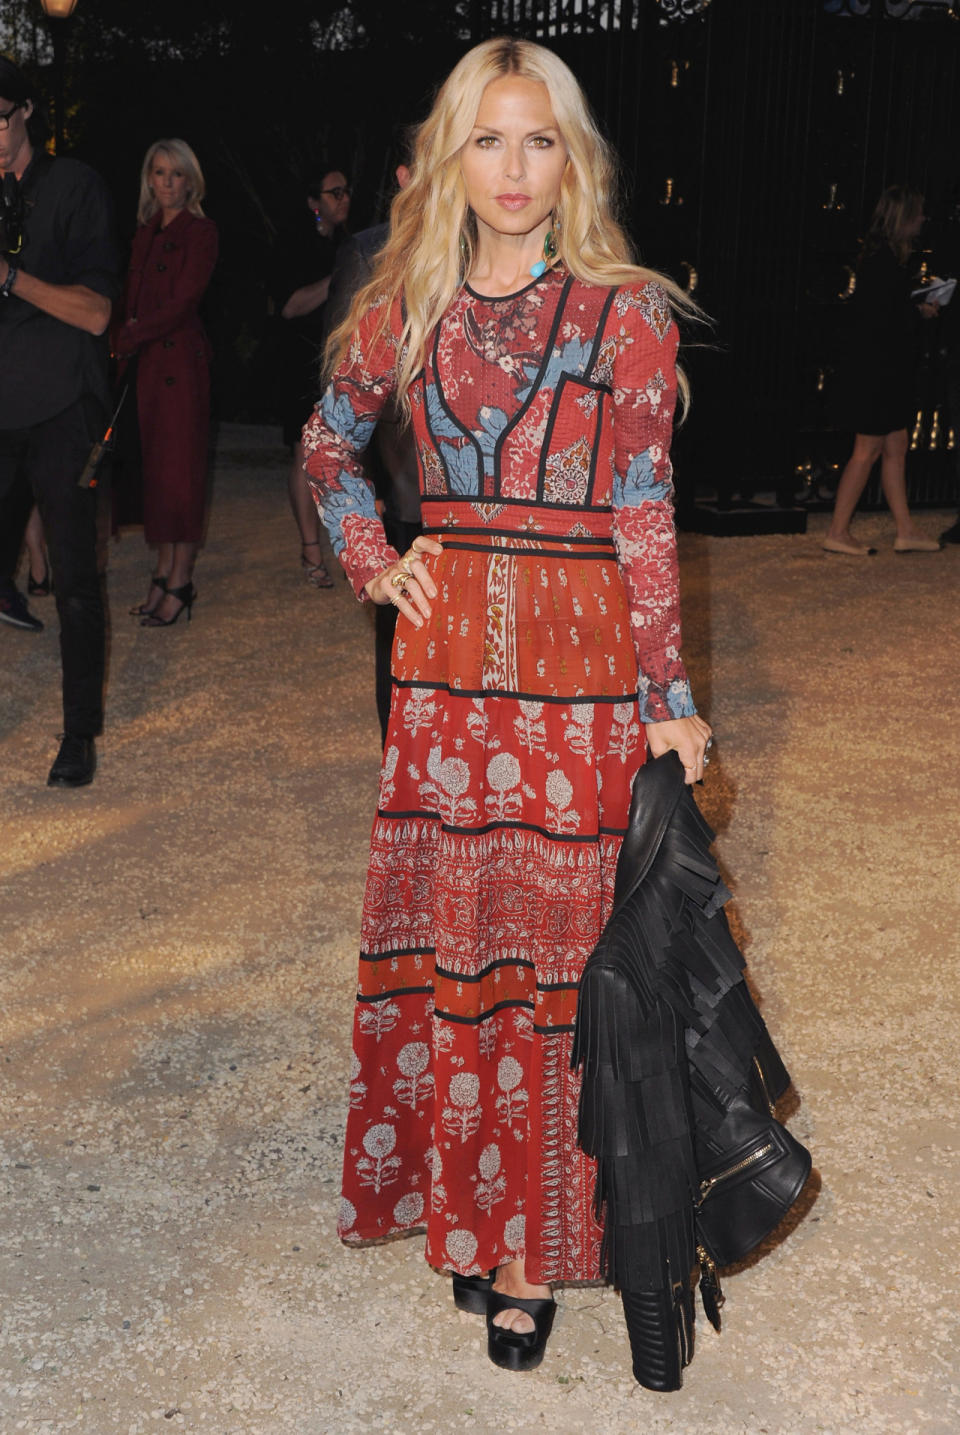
289;439;321;548
491;1258;552;1334
24;506;48;585
826;433;884;544
131;541;173;616
154;542;174;582
878;429;917;539
289;440;331;585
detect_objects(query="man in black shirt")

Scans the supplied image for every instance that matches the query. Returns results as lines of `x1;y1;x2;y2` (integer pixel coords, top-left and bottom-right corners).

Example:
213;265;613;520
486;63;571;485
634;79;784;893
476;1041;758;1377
0;58;119;786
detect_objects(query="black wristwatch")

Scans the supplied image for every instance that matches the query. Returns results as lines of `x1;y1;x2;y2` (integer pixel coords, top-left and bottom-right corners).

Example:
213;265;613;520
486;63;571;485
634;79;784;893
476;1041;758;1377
0;265;18;299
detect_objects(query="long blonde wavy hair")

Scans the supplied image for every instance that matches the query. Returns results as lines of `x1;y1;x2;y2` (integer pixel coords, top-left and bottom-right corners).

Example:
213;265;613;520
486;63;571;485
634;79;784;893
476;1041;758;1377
137;138;207;226
326;36;698;414
862;185;924;267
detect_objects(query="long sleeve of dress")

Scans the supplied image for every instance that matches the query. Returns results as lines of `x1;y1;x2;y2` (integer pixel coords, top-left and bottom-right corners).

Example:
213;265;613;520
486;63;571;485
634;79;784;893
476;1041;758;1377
608;283;695;724
302;298;402;596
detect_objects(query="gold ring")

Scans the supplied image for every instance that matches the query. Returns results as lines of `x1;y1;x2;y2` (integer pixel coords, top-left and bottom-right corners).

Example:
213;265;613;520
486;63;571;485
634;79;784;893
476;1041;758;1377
390;571;409;590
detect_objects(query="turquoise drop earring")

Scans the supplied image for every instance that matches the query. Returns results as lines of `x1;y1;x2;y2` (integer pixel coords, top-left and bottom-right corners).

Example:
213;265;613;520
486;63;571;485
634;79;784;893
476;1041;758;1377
530;228;558;279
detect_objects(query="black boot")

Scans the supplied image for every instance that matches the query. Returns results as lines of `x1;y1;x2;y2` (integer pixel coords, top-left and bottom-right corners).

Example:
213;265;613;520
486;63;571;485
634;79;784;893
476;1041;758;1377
47;734;96;788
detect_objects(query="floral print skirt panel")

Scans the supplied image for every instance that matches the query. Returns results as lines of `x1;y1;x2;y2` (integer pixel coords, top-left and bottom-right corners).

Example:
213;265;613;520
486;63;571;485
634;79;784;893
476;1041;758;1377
339;500;648;1284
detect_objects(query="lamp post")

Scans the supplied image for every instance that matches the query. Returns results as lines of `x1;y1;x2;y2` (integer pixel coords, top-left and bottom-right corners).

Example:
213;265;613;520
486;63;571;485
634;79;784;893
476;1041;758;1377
38;0;79;154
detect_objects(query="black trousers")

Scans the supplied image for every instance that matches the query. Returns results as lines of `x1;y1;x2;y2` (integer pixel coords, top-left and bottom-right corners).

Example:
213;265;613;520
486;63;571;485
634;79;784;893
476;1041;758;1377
375;516;423;746
0;398;106;736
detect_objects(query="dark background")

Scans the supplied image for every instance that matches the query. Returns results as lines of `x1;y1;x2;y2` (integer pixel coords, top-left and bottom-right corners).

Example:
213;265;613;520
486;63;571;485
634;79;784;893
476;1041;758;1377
7;0;960;510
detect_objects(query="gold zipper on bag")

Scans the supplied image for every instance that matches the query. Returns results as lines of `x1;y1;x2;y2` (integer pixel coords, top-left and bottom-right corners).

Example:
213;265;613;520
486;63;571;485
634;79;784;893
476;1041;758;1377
753;1056;776;1116
698;1143;775;1204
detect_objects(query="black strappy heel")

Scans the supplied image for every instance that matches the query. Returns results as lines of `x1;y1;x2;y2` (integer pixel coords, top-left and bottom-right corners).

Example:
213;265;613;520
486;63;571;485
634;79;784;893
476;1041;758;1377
301;541;334;588
140;581;196;627
130;574;167;616
486;1291;557;1371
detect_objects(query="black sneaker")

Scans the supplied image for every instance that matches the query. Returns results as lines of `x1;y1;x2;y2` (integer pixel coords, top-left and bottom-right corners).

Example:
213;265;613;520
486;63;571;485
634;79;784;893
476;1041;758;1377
0;582;43;633
939;520;960;545
47;734;96;788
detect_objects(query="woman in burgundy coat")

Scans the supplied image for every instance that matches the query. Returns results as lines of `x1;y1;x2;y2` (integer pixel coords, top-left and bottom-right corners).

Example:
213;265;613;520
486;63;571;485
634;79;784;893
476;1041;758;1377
116;139;218;625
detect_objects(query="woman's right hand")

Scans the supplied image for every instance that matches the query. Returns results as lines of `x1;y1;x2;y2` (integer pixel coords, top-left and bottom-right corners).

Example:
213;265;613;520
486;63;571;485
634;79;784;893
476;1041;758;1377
364;535;444;628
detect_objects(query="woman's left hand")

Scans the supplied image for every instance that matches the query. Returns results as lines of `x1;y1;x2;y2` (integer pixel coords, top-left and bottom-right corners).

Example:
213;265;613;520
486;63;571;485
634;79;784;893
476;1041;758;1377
364;535;444;626
644;713;713;784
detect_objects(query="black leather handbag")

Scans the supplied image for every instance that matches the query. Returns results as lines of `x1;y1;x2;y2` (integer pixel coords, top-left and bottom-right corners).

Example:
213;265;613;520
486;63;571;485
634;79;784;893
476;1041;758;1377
695;1090;812;1268
573;751;812;1391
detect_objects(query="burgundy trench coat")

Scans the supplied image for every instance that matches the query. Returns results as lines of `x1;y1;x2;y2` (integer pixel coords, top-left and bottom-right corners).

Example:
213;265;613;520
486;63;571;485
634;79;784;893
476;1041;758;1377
116;209;218;544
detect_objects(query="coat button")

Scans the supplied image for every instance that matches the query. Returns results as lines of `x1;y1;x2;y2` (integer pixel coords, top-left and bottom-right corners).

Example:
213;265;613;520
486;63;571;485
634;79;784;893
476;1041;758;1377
165;376;175;386
162;339;175;349
157;262;167;272
162;241;175;252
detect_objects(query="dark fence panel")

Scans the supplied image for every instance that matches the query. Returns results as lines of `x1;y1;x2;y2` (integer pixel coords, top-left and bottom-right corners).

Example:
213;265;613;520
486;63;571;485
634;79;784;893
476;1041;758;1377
469;0;960;508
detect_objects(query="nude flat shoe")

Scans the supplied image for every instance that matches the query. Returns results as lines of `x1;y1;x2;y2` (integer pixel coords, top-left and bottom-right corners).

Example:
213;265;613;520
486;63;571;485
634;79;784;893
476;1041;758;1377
821;537;877;556
893;536;942;553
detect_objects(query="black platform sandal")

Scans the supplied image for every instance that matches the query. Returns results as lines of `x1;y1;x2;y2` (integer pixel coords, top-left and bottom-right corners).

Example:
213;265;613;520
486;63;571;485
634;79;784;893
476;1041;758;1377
486;1291;556;1372
452;1271;493;1314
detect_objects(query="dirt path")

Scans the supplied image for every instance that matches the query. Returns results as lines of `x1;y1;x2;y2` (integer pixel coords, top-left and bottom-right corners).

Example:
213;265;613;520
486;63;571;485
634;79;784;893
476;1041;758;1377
2;428;958;1434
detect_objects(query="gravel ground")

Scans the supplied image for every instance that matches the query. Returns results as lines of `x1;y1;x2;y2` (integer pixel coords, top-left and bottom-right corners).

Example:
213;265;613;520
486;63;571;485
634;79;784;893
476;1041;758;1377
2;426;958;1435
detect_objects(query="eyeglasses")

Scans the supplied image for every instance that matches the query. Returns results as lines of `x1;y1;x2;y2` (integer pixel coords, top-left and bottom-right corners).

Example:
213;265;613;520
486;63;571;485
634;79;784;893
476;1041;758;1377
320;186;350;201
0;103;23;132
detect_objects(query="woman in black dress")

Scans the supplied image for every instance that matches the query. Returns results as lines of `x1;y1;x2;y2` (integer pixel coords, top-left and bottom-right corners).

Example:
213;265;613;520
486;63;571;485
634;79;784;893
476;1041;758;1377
824;185;941;555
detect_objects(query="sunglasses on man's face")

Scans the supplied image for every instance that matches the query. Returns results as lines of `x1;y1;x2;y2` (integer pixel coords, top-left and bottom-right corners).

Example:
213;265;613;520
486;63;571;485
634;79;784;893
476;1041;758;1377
0;102;23;132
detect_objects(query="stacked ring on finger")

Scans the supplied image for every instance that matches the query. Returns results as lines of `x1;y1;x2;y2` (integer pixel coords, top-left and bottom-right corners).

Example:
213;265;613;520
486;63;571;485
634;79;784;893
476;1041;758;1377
390;570;410;590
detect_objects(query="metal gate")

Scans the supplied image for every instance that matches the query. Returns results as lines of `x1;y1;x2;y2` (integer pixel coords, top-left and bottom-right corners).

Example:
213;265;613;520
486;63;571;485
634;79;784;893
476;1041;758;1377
465;0;960;511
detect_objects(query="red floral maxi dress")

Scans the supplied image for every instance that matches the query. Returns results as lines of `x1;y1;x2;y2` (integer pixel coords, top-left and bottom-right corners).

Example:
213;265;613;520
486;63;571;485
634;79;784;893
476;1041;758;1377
303;265;696;1285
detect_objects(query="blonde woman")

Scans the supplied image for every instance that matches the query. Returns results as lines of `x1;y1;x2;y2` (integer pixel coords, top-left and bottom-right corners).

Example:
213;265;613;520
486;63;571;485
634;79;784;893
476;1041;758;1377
825;185;941;555
304;37;710;1372
116;139;218;623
